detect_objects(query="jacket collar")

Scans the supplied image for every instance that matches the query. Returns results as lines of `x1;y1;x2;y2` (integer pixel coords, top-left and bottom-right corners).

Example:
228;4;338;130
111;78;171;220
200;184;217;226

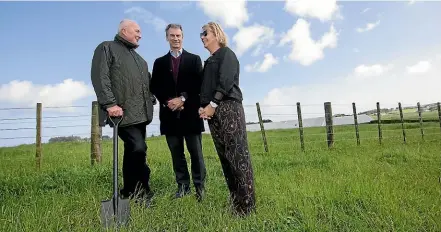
168;48;187;57
170;48;183;57
114;34;139;49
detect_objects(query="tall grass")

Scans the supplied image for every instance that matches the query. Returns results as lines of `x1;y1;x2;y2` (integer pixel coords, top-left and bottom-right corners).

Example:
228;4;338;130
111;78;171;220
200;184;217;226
1;122;440;231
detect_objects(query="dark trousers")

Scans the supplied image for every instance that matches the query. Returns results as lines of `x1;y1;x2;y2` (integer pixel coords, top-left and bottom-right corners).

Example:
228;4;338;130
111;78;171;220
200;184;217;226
165;133;206;189
117;122;151;198
207;100;256;216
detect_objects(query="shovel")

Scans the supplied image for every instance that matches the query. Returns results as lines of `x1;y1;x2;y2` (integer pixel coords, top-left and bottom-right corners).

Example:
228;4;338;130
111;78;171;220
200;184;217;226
100;116;131;228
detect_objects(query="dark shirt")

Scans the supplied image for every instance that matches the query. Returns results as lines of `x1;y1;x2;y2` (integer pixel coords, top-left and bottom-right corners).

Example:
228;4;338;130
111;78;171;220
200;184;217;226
200;46;243;106
171;55;181;84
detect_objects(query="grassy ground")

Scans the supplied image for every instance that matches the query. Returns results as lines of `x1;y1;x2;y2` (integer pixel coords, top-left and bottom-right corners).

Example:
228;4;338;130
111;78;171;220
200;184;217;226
1;122;440;231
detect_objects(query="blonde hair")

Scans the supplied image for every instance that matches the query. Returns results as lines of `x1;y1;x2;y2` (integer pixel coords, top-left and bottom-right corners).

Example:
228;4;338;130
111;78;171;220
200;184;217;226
202;22;228;47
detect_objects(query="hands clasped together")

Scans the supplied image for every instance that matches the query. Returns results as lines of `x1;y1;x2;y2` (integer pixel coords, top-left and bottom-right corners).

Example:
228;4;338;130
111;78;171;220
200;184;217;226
167;96;216;120
199;104;215;120
167;97;185;111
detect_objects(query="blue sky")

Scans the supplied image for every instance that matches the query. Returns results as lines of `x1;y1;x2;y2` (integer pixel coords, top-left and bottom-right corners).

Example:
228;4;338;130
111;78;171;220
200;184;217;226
1;0;440;147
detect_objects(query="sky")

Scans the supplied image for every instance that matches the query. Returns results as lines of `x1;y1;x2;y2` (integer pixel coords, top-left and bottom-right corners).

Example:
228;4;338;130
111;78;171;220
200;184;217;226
0;0;440;147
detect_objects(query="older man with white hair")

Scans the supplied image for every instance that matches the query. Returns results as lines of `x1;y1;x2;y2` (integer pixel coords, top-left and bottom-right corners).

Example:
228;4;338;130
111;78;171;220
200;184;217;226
91;19;156;205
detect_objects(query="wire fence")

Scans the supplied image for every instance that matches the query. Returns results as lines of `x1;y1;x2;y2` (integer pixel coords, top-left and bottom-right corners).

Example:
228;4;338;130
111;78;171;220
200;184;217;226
1;100;440;169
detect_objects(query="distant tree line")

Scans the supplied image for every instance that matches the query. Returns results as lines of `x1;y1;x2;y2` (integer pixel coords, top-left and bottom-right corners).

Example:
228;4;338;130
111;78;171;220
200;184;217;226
358;108;395;115
48;135;112;143
246;119;272;125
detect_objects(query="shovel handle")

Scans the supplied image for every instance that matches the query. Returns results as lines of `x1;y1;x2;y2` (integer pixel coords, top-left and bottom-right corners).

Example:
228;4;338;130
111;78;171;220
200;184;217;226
108;116;123;127
109;115;123;207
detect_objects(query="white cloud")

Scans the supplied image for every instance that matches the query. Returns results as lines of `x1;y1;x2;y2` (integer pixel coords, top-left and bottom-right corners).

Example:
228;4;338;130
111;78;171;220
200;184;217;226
356;20;380;33
284;0;342;22
353;48;360;53
124;6;168;32
197;1;276;57
279;18;338;66
361;8;371;14
257;53;441;122
233;24;275;56
197;0;249;28
245;53;279;73
406;60;431;74
0;79;94;109
353;63;394;79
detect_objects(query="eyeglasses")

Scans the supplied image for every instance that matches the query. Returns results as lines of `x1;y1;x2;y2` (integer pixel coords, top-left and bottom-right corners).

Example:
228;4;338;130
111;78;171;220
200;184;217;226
200;30;208;37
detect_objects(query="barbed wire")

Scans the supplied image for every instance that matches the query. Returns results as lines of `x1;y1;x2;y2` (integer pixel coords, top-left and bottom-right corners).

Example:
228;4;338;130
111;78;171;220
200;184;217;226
0;115;91;121
0;132;90;140
0;105;90;110
0;101;432;110
0;101;439;148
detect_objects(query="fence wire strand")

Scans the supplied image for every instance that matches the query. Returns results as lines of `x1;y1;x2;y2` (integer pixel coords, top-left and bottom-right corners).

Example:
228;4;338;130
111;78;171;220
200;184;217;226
0;101;440;154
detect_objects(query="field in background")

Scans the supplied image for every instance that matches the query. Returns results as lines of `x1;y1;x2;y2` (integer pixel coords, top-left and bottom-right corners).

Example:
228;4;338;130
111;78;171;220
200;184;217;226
1;122;440;231
367;104;440;122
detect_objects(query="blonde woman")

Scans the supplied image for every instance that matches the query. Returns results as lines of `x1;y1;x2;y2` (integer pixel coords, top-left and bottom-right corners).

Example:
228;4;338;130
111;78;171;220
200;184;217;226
198;21;256;216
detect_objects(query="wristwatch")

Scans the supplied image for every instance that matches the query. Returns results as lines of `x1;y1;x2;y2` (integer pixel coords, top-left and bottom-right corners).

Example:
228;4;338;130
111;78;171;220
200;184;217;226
210;101;218;108
181;96;186;102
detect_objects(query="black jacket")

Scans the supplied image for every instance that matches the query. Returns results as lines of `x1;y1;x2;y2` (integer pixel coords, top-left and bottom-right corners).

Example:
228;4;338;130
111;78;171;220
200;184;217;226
200;46;243;107
90;34;156;127
150;49;205;136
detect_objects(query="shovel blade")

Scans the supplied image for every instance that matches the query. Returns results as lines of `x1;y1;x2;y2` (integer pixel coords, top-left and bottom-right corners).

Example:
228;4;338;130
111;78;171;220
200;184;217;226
100;197;131;228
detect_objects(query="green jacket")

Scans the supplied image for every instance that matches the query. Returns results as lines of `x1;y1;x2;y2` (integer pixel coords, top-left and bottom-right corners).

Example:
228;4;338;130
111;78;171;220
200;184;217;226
91;34;155;127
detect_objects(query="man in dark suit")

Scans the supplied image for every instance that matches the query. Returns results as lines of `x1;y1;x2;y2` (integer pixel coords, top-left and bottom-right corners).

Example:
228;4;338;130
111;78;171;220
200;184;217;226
151;23;206;201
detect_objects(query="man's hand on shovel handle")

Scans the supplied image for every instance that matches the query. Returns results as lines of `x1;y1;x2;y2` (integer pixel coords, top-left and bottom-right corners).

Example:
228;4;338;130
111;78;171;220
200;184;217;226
107;105;123;117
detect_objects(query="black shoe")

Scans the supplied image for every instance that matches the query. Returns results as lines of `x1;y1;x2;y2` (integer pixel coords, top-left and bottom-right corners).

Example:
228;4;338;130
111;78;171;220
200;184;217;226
119;189;130;199
195;186;205;202
175;185;191;198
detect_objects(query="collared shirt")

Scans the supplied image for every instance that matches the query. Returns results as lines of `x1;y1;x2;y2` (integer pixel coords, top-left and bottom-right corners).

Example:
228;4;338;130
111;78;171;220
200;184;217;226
170;48;183;58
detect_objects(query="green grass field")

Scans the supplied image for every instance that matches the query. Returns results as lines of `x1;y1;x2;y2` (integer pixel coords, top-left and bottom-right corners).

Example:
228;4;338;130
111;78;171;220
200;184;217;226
1;121;441;231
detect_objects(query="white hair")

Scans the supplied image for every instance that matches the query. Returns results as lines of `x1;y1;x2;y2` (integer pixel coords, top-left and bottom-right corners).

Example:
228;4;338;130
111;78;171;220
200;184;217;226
118;19;138;34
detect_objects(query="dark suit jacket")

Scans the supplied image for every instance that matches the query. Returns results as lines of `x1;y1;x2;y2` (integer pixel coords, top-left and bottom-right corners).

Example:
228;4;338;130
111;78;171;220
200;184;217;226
151;49;205;136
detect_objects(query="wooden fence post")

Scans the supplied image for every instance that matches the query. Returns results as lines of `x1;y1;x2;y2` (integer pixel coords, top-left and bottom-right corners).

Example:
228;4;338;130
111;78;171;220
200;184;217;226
352;102;360;146
435;102;441;185
36;103;42;170
417;102;424;140
398;102;406;144
296;102;305;151
324;102;334;148
256;102;269;153
376;102;382;145
437;102;441;136
91;101;102;165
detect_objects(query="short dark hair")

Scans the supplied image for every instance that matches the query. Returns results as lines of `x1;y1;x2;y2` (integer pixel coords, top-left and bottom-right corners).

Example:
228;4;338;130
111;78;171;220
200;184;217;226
165;23;183;36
